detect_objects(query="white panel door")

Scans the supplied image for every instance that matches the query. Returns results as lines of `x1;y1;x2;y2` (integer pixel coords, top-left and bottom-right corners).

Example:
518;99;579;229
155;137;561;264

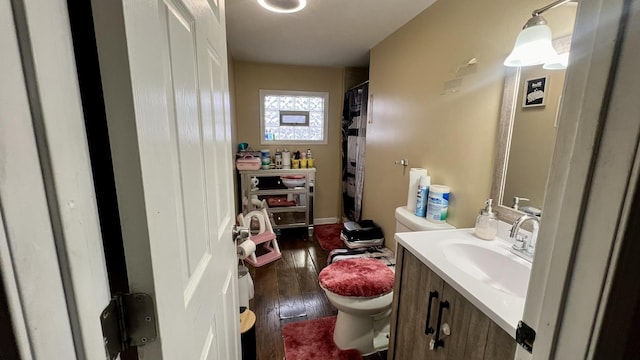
92;0;239;358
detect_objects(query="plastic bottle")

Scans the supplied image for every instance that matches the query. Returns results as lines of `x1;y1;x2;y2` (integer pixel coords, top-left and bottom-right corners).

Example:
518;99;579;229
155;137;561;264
426;185;450;222
415;175;431;217
475;199;498;240
274;148;283;169
264;129;275;141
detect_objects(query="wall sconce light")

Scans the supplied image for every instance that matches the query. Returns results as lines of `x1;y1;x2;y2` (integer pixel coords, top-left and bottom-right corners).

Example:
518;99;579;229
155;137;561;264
504;0;572;68
258;0;307;13
543;52;570;70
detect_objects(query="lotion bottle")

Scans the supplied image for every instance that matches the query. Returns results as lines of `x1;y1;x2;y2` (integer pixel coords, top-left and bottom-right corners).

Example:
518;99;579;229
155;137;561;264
475;199;498;240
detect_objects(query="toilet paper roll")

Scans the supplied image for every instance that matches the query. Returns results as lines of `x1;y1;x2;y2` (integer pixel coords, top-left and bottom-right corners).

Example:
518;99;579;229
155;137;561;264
237;240;256;260
407;168;428;211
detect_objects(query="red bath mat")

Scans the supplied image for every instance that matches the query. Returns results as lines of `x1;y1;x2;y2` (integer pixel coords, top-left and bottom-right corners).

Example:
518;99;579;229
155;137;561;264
315;223;344;251
282;316;362;360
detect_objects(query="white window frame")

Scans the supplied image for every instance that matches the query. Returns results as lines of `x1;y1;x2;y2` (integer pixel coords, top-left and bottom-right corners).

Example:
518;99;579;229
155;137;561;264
259;89;329;145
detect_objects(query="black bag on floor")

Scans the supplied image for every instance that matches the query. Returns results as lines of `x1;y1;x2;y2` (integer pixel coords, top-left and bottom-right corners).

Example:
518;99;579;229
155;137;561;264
340;220;384;249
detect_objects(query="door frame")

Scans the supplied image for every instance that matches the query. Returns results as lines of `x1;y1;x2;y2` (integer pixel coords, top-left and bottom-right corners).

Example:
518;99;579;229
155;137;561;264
549;0;640;357
65;0;133;298
1;0;112;358
519;0;640;358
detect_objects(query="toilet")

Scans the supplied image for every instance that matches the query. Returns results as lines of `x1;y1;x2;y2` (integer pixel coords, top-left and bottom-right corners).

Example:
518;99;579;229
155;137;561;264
394;205;455;233
318;207;455;355
319;258;394;355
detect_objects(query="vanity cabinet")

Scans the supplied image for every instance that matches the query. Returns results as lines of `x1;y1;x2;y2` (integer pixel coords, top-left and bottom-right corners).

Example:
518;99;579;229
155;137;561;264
389;244;516;360
239;168;315;236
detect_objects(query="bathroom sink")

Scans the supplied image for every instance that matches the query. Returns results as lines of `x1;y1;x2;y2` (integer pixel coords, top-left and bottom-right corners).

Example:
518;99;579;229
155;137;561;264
394;225;533;336
443;243;529;298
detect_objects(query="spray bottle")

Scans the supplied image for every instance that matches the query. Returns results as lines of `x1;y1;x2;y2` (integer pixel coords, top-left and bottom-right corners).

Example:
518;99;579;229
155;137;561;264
415;175;431;217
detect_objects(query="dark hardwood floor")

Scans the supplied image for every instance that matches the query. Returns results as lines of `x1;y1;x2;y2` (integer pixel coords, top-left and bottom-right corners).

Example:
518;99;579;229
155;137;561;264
247;227;388;360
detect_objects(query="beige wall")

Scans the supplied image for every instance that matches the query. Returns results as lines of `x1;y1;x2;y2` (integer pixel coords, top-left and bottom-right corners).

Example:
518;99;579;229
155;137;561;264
364;0;571;249
233;61;344;220
344;67;369;91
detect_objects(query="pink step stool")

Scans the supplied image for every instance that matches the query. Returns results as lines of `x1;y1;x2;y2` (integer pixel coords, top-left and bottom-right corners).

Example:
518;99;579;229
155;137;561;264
237;209;282;267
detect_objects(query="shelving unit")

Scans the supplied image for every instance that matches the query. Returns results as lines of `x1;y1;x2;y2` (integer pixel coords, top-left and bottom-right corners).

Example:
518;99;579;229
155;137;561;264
239;168;315;237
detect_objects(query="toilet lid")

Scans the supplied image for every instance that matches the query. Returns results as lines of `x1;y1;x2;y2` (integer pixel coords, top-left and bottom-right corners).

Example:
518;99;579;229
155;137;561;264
319;258;394;298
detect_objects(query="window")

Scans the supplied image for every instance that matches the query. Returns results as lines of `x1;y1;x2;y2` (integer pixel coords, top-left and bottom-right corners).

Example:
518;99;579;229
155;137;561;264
280;111;309;126
260;89;329;144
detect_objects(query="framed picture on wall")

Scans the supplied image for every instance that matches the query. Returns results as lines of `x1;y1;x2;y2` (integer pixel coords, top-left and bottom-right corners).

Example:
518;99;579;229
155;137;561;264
523;76;549;108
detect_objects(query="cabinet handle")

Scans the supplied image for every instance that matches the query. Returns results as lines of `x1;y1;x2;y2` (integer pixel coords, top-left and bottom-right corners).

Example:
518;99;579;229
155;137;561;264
433;300;449;349
424;291;438;335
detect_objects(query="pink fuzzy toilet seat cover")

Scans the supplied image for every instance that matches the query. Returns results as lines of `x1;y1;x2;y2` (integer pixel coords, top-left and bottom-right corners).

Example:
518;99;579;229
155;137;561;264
319;258;394;297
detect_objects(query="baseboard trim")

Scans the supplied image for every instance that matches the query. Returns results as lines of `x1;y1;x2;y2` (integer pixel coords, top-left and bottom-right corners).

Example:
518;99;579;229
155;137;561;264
313;217;339;225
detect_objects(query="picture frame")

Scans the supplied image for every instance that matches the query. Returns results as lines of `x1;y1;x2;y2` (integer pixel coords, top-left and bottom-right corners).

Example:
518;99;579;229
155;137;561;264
522;75;549;108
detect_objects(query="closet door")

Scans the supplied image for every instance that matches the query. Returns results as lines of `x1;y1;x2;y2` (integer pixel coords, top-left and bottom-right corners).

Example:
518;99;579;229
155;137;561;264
342;84;368;221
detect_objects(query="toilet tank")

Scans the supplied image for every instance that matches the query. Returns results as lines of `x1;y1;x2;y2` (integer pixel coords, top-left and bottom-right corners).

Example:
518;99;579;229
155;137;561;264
395;206;455;232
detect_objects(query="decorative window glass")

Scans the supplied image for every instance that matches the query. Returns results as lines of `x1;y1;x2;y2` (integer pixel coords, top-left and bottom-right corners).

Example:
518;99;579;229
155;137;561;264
260;89;329;144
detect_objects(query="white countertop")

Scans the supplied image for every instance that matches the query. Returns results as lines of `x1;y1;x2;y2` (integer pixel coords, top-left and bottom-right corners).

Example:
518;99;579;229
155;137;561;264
394;221;531;338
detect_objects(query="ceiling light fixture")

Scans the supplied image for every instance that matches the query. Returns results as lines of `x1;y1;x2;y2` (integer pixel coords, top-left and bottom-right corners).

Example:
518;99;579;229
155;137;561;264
504;0;571;67
257;0;307;14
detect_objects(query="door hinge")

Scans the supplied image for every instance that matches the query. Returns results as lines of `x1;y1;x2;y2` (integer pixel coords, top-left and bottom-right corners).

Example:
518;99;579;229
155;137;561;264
100;293;157;360
516;320;536;353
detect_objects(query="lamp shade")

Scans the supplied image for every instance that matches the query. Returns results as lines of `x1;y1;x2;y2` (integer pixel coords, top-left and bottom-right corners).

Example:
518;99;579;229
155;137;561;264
504;24;559;67
543;52;570;70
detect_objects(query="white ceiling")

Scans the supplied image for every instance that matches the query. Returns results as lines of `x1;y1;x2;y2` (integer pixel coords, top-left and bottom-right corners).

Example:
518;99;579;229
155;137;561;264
226;0;437;68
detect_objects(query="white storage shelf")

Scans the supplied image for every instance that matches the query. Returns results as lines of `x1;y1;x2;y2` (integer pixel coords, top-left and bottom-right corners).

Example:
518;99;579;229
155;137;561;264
239;168;315;236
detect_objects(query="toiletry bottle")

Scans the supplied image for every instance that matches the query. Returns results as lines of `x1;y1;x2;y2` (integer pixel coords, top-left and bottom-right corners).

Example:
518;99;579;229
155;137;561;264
475;199;498;240
274;148;282;169
415;175;430;217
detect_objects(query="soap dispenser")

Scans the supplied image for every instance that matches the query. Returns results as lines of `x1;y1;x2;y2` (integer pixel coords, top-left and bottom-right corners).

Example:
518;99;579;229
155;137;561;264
475;199;498;240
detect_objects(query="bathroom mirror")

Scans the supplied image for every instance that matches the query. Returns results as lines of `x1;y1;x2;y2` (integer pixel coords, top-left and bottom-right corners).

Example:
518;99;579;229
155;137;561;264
491;35;572;224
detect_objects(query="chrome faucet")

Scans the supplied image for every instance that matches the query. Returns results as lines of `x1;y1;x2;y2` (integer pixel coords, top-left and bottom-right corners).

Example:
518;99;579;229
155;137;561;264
509;214;539;262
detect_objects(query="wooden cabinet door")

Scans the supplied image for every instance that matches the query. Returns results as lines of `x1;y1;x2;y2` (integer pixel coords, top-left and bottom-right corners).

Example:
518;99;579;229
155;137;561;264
439;282;516;360
440;281;487;359
390;246;444;359
389;245;516;360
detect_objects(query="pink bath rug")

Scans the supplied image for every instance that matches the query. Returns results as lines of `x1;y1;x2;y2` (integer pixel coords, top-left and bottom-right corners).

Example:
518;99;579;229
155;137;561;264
315;223;344;251
283;316;362;360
